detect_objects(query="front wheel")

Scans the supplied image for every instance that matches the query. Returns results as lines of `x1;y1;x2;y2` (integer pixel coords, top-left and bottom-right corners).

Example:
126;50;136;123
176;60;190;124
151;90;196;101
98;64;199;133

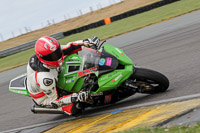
130;67;169;94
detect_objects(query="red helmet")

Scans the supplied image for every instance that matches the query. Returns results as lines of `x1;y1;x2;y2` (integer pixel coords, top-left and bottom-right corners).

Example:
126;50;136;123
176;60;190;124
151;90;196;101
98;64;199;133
35;36;63;68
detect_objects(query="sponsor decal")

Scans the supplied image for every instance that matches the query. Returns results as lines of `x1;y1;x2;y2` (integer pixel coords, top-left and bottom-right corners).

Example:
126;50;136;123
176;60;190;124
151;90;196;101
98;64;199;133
115;48;124;56
105;57;112;66
99;58;106;66
12;90;27;94
69;56;80;61
78;66;98;77
112;74;122;83
43;78;53;86
67;75;77;79
90;92;103;96
68;59;80;61
100;72;118;80
104;94;112;104
69;57;78;59
66;79;75;84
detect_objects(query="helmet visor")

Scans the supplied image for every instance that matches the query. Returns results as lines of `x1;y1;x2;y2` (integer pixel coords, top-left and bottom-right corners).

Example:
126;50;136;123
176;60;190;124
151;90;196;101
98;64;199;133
40;45;62;61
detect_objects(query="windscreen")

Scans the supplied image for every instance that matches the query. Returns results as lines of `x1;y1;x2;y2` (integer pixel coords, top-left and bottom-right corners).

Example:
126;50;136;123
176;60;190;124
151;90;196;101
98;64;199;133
78;47;101;77
81;47;101;70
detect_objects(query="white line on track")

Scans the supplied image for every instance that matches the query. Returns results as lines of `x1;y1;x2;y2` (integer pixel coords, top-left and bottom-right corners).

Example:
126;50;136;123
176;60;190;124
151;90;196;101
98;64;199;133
2;93;200;133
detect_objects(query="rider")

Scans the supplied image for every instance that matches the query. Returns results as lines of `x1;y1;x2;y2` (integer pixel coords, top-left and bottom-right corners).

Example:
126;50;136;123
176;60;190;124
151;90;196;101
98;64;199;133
26;36;100;115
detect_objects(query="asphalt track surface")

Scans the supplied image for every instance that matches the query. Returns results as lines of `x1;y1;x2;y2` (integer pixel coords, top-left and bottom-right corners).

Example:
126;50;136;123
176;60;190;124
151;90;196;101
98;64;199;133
1;10;200;132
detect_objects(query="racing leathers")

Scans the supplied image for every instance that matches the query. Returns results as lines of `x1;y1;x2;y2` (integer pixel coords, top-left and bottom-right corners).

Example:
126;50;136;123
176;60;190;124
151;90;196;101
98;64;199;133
27;40;90;115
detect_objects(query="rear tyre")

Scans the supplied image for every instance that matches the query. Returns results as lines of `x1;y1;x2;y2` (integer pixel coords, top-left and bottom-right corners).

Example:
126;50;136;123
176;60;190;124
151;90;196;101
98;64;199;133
130;67;169;94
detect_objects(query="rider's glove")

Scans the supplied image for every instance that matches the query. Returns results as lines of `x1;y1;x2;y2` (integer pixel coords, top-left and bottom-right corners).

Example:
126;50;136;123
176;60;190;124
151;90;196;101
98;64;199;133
84;36;100;47
51;91;89;108
71;91;89;103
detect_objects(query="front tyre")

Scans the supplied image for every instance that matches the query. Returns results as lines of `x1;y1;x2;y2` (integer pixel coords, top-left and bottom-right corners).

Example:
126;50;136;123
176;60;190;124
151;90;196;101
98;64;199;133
130;67;169;94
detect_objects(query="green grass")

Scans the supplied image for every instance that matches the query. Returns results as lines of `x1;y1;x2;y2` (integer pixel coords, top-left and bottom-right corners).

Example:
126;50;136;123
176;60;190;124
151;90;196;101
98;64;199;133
120;123;200;133
1;0;200;72
0;48;35;72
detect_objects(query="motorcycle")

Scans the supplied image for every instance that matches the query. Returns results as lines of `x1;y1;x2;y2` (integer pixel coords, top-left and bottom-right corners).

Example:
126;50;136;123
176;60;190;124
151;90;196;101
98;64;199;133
9;41;169;115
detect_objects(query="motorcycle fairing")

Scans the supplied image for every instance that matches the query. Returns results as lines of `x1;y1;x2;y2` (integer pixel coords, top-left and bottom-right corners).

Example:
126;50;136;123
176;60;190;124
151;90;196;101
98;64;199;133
95;45;134;93
57;44;134;94
57;53;84;92
97;63;133;93
103;44;133;66
9;74;30;96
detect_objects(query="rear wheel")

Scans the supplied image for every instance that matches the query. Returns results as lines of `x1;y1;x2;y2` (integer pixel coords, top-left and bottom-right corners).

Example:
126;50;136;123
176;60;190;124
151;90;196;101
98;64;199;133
130;67;169;94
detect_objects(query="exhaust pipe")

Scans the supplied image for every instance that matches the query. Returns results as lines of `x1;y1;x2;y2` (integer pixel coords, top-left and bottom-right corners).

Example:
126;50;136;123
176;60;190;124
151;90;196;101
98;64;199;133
31;105;64;114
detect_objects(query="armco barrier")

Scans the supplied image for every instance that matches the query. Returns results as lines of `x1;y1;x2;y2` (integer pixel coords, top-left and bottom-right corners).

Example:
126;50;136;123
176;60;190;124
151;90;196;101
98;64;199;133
0;0;180;58
0;32;64;58
110;0;180;22
0;40;37;58
63;20;105;36
62;0;180;36
50;32;65;40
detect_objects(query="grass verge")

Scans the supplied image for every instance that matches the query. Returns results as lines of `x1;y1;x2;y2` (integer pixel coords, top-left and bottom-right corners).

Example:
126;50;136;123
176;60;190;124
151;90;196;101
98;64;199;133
1;0;200;72
121;123;200;133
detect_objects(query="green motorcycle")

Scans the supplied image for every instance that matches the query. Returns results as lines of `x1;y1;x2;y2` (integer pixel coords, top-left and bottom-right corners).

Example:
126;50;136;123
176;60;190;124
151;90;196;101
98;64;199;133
9;41;169;114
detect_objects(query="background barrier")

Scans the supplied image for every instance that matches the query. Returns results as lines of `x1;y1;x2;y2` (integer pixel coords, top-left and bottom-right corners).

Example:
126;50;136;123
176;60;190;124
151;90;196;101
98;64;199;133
0;0;180;58
0;33;64;58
